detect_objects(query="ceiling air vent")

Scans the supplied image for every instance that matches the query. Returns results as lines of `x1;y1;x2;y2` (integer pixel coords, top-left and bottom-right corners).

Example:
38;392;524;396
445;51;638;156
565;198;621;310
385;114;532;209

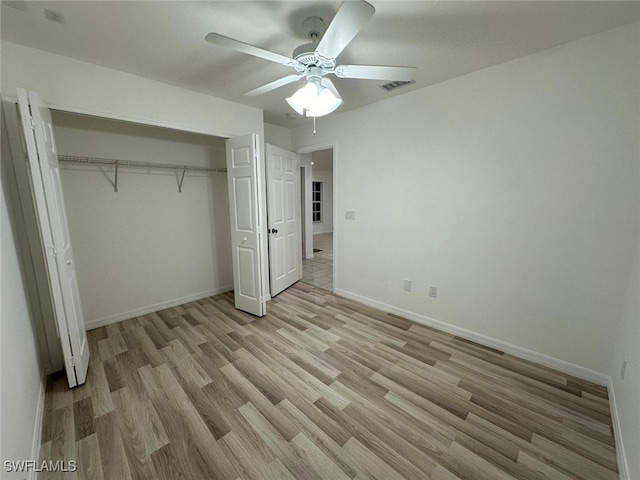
379;80;415;92
44;8;65;24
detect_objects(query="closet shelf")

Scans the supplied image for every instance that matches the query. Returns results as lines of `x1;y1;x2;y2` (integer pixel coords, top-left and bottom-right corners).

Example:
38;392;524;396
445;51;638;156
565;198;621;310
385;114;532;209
57;154;227;193
57;155;227;173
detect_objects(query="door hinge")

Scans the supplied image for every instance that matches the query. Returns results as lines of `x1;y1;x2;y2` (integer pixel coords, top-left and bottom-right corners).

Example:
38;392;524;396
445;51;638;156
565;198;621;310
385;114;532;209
29;116;36;130
68;356;78;366
48;245;59;258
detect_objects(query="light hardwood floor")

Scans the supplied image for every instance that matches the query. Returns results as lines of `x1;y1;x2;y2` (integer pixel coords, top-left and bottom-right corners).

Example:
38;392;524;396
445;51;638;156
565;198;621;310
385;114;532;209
39;283;619;480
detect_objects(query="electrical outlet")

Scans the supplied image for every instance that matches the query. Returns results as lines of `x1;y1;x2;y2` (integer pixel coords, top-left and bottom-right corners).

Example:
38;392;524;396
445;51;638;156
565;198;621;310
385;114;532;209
621;357;628;380
429;285;438;298
345;211;356;220
403;279;412;292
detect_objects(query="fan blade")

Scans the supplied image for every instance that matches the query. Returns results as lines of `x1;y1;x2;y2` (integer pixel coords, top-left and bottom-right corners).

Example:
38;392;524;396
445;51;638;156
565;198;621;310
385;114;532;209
334;64;416;81
315;0;375;60
205;33;301;68
245;74;304;97
321;78;342;100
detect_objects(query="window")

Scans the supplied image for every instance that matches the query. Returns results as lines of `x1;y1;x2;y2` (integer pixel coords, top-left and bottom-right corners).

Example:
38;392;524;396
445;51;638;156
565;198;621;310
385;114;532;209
312;181;322;222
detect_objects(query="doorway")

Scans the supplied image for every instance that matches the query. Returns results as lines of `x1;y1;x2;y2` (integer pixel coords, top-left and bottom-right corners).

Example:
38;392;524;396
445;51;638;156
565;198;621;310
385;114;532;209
299;146;334;291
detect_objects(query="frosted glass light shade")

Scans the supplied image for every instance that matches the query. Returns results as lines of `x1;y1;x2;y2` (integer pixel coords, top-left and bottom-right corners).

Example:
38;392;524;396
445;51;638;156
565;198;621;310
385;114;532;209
286;81;342;117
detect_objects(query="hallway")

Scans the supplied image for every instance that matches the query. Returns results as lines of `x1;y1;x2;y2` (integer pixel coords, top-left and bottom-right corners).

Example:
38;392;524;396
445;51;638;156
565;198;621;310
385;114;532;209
301;233;333;291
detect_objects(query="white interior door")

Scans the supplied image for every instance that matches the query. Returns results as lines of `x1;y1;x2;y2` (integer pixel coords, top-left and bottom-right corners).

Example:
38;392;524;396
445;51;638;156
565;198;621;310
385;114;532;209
266;144;302;296
16;89;89;387
226;134;267;316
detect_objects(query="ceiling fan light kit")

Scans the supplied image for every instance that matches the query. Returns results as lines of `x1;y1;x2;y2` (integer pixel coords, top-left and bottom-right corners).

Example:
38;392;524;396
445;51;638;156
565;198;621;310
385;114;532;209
205;0;416;120
286;68;343;117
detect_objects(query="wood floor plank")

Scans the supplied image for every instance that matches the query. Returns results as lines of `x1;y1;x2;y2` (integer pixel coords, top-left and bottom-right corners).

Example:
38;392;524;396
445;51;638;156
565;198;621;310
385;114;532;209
238;401;325;480
38;282;620;480
221;362;300;441
342;437;409;480
49;404;77;480
73;397;95;441
88;362;114;418
111;387;158;480
94;412;132;480
218;430;272;480
441;441;516;480
76;433;104;480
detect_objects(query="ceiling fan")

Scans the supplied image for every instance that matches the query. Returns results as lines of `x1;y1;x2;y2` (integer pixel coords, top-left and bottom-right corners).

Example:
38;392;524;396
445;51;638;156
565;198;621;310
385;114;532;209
205;0;416;117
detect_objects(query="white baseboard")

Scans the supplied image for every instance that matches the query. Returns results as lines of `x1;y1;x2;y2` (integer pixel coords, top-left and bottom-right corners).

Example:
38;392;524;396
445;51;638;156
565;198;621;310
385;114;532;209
607;377;629;479
84;285;233;330
334;288;609;386
30;372;46;480
313;230;334;235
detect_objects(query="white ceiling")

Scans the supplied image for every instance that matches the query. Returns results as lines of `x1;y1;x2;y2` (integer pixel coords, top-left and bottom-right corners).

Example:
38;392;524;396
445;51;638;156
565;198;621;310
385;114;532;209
2;1;639;128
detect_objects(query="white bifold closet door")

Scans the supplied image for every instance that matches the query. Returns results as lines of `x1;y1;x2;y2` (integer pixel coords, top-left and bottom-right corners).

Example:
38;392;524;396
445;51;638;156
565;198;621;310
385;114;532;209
226;134;268;317
15;88;90;388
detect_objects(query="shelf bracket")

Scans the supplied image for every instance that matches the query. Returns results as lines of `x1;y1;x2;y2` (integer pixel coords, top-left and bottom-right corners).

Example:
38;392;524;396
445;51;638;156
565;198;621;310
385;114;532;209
114;161;119;192
178;168;186;193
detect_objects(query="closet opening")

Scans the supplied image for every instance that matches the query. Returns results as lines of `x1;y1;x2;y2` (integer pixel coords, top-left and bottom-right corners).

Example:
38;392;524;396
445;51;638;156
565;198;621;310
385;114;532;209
50;111;233;335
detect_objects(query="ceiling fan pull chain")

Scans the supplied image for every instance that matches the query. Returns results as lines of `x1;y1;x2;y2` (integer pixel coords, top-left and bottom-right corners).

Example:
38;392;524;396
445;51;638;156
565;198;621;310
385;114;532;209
313;115;317;135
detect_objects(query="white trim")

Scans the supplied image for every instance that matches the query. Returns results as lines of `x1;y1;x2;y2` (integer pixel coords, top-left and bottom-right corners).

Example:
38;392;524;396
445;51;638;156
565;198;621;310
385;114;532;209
295;141;337;155
296;140;338;302
607;377;629;479
29;373;47;480
2;94;237;140
334;288;610;386
85;286;233;330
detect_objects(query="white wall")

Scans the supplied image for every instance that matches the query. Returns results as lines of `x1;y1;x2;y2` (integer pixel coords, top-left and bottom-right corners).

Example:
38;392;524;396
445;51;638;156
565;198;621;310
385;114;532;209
312;170;334;234
1;42;263;138
51;112;232;327
1;115;45;478
292;23;640;375
609;236;639;479
264;123;292;151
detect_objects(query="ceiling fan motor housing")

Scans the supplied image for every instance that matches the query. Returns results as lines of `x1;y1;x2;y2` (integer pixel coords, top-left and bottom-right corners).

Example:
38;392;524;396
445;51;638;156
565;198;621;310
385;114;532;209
292;43;318;65
292;16;335;73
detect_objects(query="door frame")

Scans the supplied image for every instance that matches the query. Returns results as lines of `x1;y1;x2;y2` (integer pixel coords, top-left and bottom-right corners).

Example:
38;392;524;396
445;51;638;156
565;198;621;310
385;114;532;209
296;141;338;292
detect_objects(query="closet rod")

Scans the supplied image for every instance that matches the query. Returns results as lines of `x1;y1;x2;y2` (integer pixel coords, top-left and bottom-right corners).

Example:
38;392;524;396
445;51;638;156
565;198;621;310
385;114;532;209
57;155;227;173
57;155;227;193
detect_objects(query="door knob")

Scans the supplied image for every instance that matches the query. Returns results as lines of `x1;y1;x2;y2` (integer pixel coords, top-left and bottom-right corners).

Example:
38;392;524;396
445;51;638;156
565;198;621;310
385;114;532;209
67;259;73;265
271;228;278;234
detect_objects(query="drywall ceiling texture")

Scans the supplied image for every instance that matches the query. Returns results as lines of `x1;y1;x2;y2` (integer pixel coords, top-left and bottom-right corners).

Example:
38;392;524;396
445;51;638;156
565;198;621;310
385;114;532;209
2;1;640;127
292;23;640;375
